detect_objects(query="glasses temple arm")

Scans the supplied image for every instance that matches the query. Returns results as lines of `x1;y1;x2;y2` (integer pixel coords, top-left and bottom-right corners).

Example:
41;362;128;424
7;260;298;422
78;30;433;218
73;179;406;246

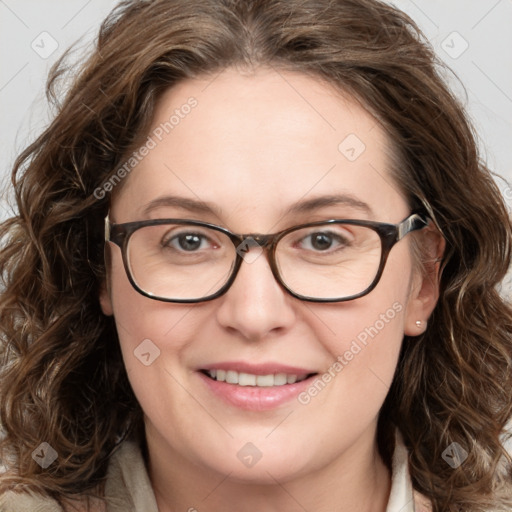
397;213;430;240
104;214;111;242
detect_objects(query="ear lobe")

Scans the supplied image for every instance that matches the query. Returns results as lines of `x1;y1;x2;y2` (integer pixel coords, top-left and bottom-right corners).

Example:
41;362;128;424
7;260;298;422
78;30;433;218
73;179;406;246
404;226;446;336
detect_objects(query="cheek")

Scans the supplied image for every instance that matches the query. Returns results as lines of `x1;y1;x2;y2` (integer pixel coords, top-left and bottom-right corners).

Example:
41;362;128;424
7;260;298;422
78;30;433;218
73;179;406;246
106;248;193;373
311;297;405;385
316;249;410;357
107;250;203;431
300;248;412;414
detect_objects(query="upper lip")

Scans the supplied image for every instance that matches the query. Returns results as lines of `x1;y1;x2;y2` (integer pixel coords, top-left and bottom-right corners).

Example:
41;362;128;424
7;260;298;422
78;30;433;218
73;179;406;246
199;361;318;376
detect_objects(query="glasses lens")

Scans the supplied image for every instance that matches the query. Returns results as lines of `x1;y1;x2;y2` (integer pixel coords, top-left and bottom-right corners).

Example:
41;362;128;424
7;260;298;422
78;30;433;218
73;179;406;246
126;223;236;300
275;223;382;300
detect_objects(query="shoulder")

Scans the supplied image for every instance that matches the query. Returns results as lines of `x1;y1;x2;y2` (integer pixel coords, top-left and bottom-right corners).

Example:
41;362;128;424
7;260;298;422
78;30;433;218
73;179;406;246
0;489;63;512
0;488;106;512
0;440;150;512
103;439;159;512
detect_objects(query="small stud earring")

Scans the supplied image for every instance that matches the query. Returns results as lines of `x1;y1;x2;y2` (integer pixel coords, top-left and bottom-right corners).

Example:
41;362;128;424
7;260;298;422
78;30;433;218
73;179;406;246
415;320;422;328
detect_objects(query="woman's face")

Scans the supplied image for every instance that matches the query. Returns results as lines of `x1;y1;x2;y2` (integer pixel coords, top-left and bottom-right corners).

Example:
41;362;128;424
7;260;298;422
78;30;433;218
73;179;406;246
101;67;437;483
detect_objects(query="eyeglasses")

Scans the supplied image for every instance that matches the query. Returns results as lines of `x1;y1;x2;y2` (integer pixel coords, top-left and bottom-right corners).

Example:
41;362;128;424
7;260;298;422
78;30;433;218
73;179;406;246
104;212;429;303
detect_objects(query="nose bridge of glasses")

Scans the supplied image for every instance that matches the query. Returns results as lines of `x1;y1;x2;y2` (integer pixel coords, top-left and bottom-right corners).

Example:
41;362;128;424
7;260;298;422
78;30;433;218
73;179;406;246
233;233;277;269
239;233;275;248
231;232;282;293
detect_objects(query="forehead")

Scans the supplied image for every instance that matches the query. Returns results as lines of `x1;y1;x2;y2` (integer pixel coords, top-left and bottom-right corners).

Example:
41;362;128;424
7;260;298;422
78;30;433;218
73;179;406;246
112;67;408;227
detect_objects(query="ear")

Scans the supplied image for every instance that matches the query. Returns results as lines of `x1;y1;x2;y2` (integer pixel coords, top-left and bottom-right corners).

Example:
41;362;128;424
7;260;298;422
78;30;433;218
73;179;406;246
404;225;446;336
99;240;114;316
99;279;114;316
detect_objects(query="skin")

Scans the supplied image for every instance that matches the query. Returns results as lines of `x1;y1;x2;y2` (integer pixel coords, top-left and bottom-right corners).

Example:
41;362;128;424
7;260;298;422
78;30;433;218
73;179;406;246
100;66;444;512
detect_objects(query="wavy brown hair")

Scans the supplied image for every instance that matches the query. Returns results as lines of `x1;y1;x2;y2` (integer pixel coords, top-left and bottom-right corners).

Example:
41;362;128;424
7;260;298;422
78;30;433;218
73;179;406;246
1;0;511;510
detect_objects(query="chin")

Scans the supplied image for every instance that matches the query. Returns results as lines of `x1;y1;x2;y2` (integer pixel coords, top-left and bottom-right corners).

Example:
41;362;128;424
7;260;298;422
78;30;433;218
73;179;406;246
194;440;313;484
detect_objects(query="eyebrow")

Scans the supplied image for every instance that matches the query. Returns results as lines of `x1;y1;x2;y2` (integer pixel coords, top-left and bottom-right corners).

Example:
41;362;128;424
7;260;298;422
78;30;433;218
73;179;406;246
141;193;373;218
289;194;373;216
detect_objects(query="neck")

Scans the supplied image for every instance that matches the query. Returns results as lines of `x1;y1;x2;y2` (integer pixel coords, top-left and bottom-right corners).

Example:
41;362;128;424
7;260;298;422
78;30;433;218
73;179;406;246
147;424;392;512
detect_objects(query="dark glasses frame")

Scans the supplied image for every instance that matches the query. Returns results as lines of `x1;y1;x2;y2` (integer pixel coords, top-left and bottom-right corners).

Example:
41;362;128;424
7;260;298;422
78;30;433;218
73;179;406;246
105;212;430;303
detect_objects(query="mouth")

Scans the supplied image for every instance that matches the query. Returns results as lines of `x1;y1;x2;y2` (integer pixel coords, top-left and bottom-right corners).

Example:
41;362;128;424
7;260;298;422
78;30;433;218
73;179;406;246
196;362;320;411
200;369;317;387
197;362;320;410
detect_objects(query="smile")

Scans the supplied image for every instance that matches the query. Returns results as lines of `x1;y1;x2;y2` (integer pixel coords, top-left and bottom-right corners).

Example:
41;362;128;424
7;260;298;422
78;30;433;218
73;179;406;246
197;363;320;411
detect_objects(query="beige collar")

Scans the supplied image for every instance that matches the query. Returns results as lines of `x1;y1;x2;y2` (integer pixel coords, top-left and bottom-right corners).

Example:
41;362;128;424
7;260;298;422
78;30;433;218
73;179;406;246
386;431;432;511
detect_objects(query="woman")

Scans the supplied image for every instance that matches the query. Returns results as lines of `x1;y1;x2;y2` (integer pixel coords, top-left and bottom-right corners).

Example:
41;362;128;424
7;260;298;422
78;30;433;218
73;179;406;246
1;0;511;511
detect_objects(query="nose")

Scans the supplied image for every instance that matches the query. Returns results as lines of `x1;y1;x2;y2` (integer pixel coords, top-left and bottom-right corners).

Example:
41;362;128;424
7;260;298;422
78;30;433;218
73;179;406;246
214;245;297;342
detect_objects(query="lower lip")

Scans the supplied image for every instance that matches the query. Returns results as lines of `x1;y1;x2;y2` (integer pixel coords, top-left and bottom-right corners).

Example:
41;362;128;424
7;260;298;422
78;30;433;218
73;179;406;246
198;372;317;411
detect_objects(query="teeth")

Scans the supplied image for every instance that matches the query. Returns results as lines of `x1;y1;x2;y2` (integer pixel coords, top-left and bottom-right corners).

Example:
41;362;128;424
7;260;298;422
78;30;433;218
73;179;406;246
206;370;309;387
256;374;274;387
287;374;297;384
239;372;256;386
274;373;287;385
226;370;239;384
